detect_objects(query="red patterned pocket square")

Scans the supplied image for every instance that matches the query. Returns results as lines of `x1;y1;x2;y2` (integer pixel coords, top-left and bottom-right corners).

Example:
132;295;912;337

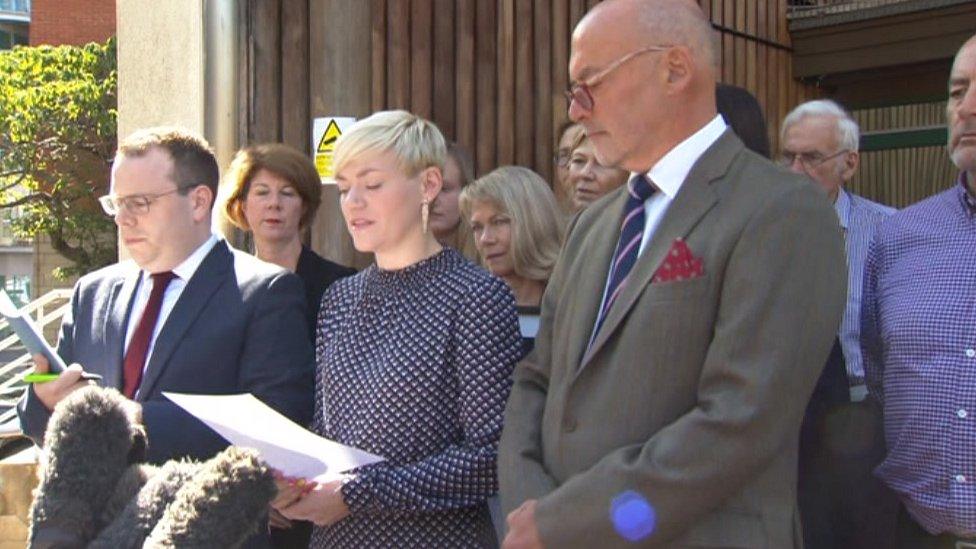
652;238;704;283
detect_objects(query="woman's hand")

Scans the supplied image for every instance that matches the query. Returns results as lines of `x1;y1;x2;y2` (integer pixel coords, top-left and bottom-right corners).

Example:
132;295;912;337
277;477;351;527
270;473;316;511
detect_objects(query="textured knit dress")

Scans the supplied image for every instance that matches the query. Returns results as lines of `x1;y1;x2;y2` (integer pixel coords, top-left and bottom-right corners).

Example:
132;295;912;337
310;248;522;548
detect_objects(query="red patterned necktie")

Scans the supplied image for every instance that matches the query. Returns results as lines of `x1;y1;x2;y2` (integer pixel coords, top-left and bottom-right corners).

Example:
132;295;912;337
123;271;176;398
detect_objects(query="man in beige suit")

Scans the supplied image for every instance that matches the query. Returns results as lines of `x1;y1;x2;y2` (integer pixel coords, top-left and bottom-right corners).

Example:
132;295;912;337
498;1;847;547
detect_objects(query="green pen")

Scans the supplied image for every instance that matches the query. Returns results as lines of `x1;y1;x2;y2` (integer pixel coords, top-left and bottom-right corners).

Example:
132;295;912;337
22;373;60;383
22;371;102;383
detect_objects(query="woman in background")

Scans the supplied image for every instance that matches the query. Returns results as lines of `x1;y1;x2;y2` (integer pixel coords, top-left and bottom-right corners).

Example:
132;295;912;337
566;131;629;211
429;142;479;260
223;143;355;336
271;110;522;548
459;166;563;308
553;121;584;215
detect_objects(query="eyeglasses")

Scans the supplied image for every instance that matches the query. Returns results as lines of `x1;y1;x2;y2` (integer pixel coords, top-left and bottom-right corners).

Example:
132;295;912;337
778;149;850;169
98;187;186;216
554;148;572;168
564;45;673;112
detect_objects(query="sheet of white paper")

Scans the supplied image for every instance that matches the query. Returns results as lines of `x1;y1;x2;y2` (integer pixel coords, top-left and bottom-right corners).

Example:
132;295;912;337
164;392;384;481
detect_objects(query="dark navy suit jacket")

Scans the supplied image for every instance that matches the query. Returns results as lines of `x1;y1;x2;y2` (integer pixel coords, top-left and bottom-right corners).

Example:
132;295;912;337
18;240;314;463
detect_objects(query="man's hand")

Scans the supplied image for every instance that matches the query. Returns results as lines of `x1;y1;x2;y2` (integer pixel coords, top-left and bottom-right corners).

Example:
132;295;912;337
503;499;544;549
31;354;92;412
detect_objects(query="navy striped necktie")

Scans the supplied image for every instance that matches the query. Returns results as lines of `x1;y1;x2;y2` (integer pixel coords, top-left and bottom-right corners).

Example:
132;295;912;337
590;174;657;345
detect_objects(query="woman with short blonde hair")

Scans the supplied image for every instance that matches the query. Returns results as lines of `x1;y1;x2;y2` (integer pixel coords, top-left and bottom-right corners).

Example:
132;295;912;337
271;110;521;549
460;166;564;307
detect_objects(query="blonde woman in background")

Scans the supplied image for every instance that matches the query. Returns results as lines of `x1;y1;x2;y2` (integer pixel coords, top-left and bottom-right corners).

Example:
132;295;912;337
428;142;479;260
460;165;564;308
567;130;629;211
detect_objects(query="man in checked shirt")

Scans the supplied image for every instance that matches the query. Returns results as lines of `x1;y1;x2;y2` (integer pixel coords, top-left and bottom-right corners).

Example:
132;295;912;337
861;33;976;549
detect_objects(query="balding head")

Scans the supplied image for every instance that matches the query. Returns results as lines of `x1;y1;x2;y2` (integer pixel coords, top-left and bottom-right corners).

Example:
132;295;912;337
578;0;717;73
568;0;720;172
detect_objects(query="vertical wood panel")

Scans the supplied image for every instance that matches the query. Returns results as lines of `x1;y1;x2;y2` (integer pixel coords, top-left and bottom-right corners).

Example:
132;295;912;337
515;0;535;167
308;0;373;268
569;0;586;27
387;0;410;110
410;0;433;119
432;0;456;140
475;0;498;175
280;0;309;151
533;0;553;183
249;0;282;143
552;0;571;155
497;0;516;166
455;0;477;154
370;0;387;113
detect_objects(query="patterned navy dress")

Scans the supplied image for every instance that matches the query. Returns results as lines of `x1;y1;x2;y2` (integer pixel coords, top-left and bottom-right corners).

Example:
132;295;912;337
310;248;522;548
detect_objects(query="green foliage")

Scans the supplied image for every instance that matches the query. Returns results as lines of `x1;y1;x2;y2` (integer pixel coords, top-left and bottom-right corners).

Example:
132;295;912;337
0;38;118;278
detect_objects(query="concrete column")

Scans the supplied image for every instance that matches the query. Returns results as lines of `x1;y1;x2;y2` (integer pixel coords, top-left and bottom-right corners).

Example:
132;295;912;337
115;0;240;242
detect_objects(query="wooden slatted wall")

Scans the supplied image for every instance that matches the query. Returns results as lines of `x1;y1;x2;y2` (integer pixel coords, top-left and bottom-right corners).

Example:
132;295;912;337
851;101;957;209
365;0;818;181
244;0;819;265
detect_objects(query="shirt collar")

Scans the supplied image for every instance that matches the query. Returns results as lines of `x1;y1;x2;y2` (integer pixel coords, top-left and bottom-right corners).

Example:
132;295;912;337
143;233;219;284
833;188;851;230
958;172;976;216
641;115;728;199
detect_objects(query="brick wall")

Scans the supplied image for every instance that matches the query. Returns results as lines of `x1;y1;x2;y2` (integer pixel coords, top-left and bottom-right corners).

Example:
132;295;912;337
29;0;116;46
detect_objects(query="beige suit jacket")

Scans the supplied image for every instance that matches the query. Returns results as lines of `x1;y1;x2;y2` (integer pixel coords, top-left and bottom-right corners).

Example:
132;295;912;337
499;131;847;548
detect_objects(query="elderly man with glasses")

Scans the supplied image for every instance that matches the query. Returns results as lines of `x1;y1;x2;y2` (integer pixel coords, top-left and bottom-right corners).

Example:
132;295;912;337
498;1;847;548
779;99;898;549
18;128;313;487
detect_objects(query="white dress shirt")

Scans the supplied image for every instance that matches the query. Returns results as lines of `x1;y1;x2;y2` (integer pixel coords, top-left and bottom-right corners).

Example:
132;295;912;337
124;234;219;372
636;114;728;254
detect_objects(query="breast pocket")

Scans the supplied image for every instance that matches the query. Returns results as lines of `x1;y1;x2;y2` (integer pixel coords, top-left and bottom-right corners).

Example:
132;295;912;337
645;275;711;303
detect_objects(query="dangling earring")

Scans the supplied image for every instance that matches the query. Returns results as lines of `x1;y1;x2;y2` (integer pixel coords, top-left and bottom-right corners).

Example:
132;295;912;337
421;199;430;234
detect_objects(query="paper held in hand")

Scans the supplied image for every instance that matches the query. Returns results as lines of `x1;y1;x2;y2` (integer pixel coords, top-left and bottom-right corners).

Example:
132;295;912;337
0;289;69;373
164;392;384;481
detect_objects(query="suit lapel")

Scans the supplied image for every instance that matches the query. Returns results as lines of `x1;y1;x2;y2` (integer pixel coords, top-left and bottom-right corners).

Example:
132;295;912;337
578;130;742;371
104;265;140;390
566;191;629;370
136;241;231;399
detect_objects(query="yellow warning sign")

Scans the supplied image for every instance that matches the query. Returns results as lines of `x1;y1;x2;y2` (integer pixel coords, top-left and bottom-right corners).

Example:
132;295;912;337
312;117;356;181
317;120;342;153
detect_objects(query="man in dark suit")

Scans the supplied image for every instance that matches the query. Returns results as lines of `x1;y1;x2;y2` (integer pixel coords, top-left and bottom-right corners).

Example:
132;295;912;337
18;126;313;464
498;0;847;547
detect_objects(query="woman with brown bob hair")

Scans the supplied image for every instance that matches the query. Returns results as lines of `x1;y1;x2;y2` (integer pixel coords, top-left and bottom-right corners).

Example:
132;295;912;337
223;143;355;335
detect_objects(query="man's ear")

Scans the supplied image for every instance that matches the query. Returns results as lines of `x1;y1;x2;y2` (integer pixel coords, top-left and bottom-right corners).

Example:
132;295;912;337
190;185;215;221
664;46;694;91
841;150;860;182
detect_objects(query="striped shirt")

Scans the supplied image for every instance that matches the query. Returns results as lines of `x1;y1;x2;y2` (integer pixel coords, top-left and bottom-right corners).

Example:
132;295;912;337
861;174;976;536
834;189;895;391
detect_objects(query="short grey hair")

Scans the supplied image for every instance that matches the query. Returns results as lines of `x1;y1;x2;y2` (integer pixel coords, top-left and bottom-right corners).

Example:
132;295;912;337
781;99;860;152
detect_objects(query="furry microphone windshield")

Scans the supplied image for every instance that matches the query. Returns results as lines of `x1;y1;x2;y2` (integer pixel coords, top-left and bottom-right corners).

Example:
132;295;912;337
28;387;277;549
